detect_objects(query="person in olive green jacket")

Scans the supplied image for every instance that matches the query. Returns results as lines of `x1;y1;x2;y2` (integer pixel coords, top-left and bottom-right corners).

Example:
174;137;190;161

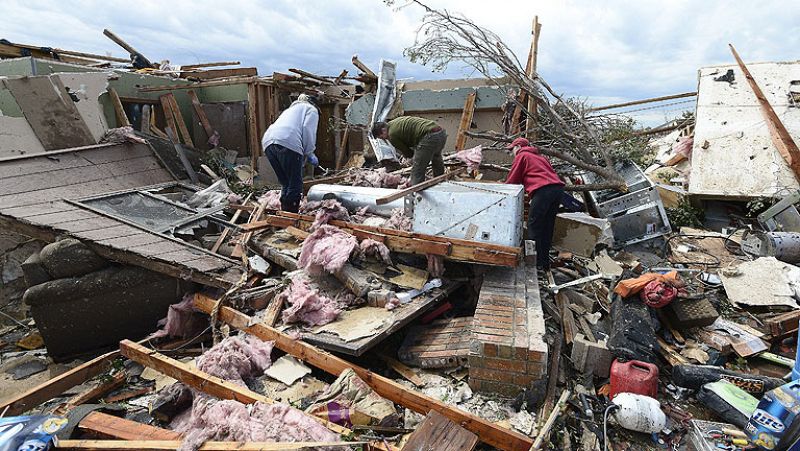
371;116;447;185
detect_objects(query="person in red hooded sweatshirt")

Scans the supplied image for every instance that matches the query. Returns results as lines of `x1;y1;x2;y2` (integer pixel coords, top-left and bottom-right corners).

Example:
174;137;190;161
505;137;565;270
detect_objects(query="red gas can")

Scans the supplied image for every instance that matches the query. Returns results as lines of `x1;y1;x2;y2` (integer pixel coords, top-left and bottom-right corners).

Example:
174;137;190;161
609;359;659;399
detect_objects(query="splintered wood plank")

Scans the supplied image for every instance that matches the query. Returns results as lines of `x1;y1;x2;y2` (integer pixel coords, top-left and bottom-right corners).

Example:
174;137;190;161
78;412;181;440
159;94;180;143
403;410;478;451
108;87;131;127
0;350;119;416
454;89;477;151
166;93;194;148
118;340;350;436
193;296;534;451
79;412;179;440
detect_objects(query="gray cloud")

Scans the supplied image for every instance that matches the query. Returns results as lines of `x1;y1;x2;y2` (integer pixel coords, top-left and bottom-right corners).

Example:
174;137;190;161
2;0;798;126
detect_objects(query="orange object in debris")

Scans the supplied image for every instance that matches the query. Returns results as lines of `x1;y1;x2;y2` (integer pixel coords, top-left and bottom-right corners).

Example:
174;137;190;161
609;359;659;399
613;271;680;298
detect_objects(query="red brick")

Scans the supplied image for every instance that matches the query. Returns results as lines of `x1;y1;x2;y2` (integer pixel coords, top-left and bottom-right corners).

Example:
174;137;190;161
484;357;526;373
483;342;498;357
479;380;523;398
514;373;537;387
471;367;515;383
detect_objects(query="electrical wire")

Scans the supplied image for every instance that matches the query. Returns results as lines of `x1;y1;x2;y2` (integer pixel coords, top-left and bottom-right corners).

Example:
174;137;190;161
603;404;619;451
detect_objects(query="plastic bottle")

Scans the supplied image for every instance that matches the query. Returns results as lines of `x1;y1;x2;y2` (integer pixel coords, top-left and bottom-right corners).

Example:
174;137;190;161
611;393;667;434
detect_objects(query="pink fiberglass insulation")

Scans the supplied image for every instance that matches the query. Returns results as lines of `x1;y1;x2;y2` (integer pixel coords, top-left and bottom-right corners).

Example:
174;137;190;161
150;294;208;340
350;206;373;224
346;168;408;189
455;145;483;171
175;396;341;451
257;190;283;210
301;199;351;229
298;225;358;275
195;335;275;386
279;278;341;327
383;209;413;232
358;239;392;265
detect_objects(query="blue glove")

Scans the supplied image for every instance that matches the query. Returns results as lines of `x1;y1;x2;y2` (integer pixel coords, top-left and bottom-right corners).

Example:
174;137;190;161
307;153;319;167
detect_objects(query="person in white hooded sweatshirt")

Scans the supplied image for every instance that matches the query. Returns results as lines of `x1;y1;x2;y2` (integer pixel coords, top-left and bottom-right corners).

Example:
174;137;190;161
261;93;320;212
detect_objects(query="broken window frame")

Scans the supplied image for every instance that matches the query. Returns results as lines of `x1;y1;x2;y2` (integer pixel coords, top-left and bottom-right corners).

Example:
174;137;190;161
66;181;241;264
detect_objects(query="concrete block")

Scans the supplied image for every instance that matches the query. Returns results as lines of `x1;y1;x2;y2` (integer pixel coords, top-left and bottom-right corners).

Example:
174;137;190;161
571;333;613;378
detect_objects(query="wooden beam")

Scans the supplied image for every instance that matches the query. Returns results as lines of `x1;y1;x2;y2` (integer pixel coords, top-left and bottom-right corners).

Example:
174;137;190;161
166;93;194;148
525;16;542;141
55;371;127;415
211;193;252;254
243;211;520;266
193;295;535;451
77;412;181;440
531;390;571;450
118;340;350;436
138;77;260;92
729;44;800;178
53;440;362;450
454;90;478;151
141;105;151;134
102;29;153;67
231;196;268;258
351;55;377;80
181;67;258;81
247;82;260;168
243;212;520;266
107;88;130;127
181;61;241;70
288;68;334;85
187;90;217;145
375;167;466;205
158;95;179;143
0;350;118;416
586;91;697;113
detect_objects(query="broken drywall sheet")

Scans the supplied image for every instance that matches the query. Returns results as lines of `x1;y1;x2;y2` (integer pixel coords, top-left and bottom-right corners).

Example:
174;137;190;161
720;257;800;309
56;72;110;142
314;307;392;342
552;213;614;257
264;355;312;386
0;116;45;157
4;75;96;150
689;61;800;198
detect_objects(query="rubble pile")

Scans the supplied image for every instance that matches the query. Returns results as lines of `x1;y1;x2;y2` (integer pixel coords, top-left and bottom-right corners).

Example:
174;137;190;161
4;13;800;451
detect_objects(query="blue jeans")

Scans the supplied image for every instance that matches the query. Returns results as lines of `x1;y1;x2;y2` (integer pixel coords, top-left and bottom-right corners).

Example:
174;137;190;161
266;144;304;212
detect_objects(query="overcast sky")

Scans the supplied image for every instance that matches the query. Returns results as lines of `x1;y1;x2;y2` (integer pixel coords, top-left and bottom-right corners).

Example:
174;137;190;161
3;1;799;126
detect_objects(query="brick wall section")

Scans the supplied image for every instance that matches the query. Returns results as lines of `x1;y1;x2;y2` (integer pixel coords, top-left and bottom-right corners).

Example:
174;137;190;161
469;262;548;397
399;317;472;368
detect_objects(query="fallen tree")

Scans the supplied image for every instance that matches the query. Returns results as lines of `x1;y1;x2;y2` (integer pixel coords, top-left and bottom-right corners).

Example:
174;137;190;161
393;0;628;192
